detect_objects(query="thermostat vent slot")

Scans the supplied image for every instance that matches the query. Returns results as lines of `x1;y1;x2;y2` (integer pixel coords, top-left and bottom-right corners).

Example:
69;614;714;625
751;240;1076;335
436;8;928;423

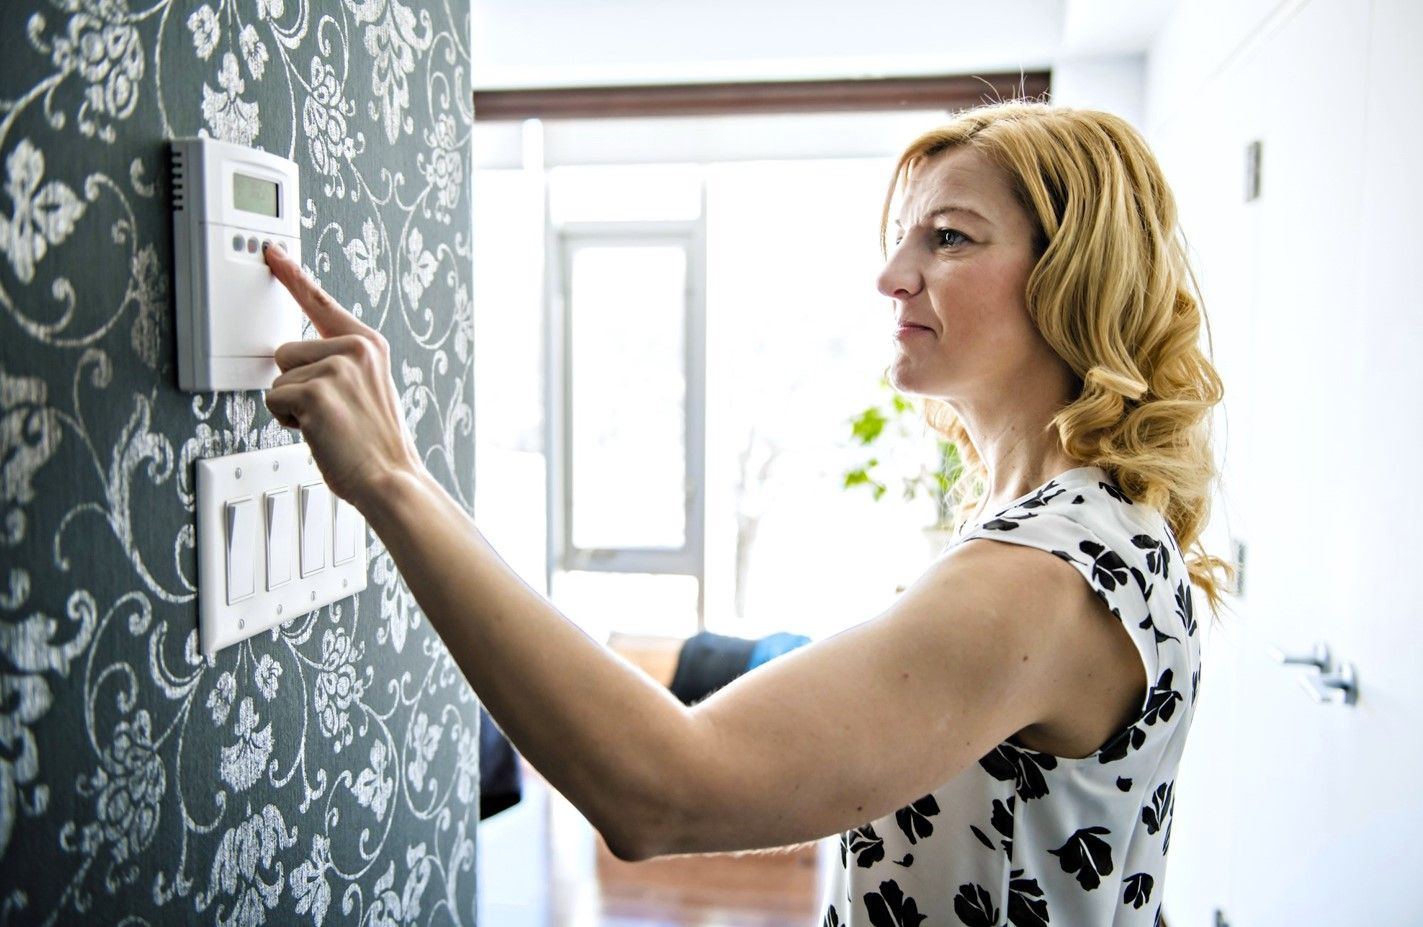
170;147;187;211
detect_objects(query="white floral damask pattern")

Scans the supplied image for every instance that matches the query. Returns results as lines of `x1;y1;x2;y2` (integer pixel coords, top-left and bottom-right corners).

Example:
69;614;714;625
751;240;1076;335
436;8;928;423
0;140;88;285
46;7;145;142
201;51;261;145
0;0;477;924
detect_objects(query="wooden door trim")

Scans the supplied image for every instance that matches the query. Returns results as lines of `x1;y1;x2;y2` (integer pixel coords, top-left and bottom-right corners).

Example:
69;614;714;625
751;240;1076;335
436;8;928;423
473;72;1052;121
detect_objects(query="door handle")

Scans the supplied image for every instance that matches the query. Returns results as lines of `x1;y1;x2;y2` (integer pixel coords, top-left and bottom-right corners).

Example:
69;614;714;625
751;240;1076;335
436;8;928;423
1267;641;1331;671
1298;662;1358;707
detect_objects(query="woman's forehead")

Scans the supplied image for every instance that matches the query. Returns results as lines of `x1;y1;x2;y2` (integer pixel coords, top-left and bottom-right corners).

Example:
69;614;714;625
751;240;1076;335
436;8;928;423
895;148;1008;227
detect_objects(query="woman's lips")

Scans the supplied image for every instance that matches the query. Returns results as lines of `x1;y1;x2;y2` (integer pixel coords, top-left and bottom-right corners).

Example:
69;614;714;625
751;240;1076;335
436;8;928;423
895;325;933;339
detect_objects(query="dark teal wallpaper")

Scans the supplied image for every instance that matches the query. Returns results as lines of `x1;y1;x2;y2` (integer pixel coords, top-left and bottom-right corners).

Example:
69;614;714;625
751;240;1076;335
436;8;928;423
0;0;477;923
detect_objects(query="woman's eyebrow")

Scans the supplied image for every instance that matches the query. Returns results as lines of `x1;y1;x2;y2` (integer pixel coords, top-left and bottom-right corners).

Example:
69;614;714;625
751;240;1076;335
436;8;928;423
893;203;991;228
925;203;990;224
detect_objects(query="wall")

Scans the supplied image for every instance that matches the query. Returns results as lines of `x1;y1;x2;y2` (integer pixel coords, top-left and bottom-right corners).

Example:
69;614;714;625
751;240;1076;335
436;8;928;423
1049;54;1145;126
0;1;478;924
1146;0;1423;921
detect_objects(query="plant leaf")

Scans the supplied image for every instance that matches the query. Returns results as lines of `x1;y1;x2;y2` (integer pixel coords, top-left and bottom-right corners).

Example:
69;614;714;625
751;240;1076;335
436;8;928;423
850;407;888;444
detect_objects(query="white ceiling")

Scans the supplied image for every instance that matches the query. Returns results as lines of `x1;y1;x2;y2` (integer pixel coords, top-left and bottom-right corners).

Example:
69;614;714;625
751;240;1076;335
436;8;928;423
1061;0;1177;55
472;0;1177;90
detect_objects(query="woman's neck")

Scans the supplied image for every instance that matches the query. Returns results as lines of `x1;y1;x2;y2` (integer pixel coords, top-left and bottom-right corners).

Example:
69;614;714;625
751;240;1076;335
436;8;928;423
956;415;1079;511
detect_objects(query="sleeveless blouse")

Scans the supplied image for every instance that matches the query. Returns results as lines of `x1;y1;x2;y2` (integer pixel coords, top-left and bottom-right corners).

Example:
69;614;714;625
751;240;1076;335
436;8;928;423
820;466;1200;927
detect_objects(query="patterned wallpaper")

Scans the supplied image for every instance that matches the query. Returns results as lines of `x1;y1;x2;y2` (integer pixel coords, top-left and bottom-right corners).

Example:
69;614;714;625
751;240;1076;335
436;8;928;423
0;0;478;924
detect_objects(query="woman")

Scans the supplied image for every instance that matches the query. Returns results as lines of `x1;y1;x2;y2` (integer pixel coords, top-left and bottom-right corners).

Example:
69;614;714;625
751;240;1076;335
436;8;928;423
263;100;1229;925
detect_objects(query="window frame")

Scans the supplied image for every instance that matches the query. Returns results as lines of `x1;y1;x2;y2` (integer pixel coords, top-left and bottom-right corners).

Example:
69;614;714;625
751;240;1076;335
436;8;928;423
545;211;708;627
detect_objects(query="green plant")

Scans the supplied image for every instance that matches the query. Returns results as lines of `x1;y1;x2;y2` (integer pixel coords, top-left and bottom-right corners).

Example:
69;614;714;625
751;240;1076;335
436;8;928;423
842;376;964;528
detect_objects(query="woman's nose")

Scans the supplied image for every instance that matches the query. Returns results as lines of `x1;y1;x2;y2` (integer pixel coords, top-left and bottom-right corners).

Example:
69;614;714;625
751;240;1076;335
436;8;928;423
876;247;922;301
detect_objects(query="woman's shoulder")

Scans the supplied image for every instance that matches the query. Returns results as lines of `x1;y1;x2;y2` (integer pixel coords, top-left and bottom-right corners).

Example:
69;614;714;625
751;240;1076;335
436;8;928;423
953;467;1198;758
964;467;1164;546
956;467;1186;650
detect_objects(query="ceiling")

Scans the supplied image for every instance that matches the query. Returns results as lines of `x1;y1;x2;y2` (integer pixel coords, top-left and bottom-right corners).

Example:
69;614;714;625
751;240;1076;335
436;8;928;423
471;0;1178;90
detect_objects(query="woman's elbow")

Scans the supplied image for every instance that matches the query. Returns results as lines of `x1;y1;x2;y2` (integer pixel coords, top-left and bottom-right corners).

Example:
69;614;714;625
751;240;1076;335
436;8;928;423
594;716;719;861
598;815;673;863
594;792;696;862
601;825;654;863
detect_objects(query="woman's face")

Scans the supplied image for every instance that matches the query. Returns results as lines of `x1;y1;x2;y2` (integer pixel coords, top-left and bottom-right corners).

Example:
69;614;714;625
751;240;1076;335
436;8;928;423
879;146;1051;404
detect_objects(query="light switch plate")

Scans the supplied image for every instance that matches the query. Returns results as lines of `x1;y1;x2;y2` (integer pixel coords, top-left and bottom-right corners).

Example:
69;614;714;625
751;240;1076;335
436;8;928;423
196;443;367;656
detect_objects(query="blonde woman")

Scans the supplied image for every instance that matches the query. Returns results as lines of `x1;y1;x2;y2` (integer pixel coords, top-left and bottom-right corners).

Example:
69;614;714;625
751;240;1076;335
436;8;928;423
263;101;1228;925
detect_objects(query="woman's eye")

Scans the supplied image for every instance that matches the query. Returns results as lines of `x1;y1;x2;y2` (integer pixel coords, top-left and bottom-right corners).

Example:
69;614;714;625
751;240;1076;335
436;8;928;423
936;228;968;248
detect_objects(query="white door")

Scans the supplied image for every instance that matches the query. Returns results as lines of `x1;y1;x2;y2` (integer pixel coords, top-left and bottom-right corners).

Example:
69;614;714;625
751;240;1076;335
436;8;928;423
1158;0;1423;923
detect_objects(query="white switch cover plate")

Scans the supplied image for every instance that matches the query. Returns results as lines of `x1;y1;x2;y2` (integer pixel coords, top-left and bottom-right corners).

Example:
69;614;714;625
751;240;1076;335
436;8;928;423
196;443;367;656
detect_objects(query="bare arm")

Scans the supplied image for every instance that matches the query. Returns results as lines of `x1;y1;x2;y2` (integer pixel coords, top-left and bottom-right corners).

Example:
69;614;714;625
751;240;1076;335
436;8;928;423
358;466;1080;859
261;244;1119;861
358;464;704;858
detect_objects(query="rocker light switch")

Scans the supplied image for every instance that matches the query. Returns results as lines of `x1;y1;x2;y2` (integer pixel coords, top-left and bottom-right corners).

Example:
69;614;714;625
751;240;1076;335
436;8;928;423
225;497;257;604
333;496;360;565
300;482;329;577
265;488;294;588
196;444;368;656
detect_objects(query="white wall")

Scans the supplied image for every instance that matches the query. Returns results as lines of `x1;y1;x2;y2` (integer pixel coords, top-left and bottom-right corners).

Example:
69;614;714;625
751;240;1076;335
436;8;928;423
1145;0;1301;134
1145;0;1423;922
1049;54;1145;124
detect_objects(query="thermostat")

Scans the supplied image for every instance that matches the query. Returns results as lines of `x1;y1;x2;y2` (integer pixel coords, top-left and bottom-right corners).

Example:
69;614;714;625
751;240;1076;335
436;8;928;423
170;136;303;391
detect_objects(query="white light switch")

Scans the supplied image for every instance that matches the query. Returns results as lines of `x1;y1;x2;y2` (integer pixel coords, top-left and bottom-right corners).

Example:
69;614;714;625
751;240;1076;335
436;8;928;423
225;497;257;604
300;482;329;577
333;496;359;565
265;488;294;588
197;444;368;656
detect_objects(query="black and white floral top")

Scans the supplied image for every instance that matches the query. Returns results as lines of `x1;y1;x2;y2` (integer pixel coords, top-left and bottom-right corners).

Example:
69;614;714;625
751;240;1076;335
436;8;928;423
821;466;1199;927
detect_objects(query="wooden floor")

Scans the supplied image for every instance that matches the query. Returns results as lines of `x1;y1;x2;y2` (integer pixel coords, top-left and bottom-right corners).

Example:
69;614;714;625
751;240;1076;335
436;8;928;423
478;634;827;926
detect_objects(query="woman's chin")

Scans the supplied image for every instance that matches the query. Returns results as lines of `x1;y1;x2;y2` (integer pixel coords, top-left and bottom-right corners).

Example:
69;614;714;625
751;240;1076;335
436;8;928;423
887;361;933;397
889;367;956;403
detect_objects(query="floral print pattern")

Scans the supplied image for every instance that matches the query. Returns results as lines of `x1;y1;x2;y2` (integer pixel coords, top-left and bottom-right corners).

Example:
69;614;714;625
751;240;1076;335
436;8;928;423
0;140;87;285
0;0;477;922
200;52;259;145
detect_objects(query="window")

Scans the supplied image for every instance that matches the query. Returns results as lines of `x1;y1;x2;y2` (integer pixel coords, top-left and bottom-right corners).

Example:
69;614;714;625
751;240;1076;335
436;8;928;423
546;166;707;638
550;225;708;636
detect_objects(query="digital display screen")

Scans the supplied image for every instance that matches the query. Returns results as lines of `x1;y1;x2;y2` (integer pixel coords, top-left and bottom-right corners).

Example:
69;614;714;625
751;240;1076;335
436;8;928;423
232;172;279;217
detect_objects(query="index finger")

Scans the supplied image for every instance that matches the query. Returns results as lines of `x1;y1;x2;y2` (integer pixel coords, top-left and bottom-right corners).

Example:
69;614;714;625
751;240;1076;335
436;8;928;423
263;242;372;341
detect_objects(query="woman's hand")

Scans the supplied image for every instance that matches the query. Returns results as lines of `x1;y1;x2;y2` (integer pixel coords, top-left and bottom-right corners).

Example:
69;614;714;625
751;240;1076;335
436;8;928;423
262;243;422;513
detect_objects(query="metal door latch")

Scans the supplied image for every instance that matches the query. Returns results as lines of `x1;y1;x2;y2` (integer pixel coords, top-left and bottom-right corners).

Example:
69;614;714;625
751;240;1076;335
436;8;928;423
1268;642;1359;706
1299;662;1359;706
1267;641;1330;671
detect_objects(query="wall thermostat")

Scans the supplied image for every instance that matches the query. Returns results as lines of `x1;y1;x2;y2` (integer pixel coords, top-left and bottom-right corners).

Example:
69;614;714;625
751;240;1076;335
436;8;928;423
170;136;303;391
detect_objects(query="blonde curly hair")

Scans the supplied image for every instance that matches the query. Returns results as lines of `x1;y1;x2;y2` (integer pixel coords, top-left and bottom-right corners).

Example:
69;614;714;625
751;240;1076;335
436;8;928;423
882;101;1234;616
